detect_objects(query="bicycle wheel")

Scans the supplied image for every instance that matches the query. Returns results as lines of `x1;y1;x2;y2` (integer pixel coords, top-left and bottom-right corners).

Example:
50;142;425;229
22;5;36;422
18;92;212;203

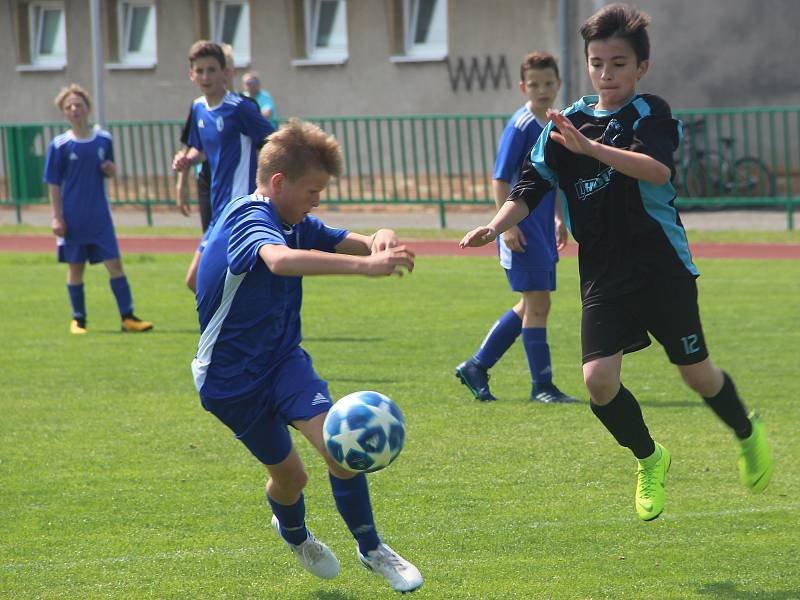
685;152;726;197
730;157;775;197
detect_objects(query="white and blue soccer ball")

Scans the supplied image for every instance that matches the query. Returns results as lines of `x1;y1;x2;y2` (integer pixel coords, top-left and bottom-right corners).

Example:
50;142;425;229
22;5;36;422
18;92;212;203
323;391;405;473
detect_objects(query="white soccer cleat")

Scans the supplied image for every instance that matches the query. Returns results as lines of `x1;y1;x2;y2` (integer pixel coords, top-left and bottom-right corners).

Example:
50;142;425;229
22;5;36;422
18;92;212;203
358;542;423;593
272;514;340;579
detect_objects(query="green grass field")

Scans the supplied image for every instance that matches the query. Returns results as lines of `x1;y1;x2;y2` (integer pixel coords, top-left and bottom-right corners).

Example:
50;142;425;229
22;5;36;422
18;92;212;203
1;223;800;244
1;252;798;599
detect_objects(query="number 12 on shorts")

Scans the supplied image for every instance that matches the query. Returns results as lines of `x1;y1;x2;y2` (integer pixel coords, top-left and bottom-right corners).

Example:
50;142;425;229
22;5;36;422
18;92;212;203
681;334;700;355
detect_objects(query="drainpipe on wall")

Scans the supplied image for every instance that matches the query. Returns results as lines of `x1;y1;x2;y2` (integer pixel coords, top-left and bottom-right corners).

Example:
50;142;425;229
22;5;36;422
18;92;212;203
558;0;572;108
90;0;105;127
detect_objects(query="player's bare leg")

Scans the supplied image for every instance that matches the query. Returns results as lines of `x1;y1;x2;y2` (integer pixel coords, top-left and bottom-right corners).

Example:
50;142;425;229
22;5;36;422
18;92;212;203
266;442;340;579
523;291;578;403
67;262;88;333
678;358;773;492
585;353;669;520
104;257;152;332
185;250;202;293
295;415;422;592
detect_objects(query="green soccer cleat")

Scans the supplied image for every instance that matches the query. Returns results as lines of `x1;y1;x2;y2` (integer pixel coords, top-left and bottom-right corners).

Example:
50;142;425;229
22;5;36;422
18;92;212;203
635;442;671;521
738;412;773;493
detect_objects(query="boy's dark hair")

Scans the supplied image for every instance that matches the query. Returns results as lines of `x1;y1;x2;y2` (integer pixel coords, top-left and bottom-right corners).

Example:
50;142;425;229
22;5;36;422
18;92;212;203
256;119;343;186
520;51;560;81
579;3;651;63
54;83;92;110
188;40;226;69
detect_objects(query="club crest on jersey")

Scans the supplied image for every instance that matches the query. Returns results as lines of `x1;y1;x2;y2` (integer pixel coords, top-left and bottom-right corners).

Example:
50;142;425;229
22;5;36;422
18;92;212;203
69;152;79;161
575;167;614;201
602;118;626;147
98;147;105;161
215;116;224;132
198;118;205;128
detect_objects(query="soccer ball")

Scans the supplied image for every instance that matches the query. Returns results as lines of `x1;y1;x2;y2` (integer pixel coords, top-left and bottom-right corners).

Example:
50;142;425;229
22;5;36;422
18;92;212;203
323;391;405;473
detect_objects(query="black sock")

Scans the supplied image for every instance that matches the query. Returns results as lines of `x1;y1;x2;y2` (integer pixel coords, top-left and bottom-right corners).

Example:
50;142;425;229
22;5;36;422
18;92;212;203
703;372;752;439
590;384;655;459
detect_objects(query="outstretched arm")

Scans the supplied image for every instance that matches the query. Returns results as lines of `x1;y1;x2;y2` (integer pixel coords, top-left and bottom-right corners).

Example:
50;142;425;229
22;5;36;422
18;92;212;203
334;228;400;256
459;199;530;248
547;110;670;185
258;243;414;277
493;179;526;252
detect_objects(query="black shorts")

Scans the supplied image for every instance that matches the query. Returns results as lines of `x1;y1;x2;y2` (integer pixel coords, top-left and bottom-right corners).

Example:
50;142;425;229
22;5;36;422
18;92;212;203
197;167;212;233
581;276;709;366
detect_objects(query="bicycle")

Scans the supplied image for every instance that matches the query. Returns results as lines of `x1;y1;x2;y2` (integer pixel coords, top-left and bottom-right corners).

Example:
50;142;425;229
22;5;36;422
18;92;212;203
673;118;775;198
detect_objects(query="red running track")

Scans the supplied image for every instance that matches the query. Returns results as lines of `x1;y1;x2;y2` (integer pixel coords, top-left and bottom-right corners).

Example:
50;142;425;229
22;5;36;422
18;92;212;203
1;235;799;260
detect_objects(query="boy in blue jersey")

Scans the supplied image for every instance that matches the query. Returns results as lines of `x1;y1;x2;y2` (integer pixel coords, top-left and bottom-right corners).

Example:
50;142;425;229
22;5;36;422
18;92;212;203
461;4;773;521
455;52;578;404
192;119;422;592
172;41;274;292
44;84;152;334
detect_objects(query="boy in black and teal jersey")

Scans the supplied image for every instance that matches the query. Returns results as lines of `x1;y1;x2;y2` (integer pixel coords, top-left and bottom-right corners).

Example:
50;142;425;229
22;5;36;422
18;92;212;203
461;3;773;521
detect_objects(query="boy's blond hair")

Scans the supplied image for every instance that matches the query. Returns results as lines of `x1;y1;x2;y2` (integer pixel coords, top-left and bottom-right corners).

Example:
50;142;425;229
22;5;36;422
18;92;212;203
54;83;92;111
256;119;342;186
219;43;236;91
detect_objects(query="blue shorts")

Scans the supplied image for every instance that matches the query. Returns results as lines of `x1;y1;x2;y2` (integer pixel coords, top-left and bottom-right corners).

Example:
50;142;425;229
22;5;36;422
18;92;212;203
505;268;556;292
57;232;120;264
200;347;333;465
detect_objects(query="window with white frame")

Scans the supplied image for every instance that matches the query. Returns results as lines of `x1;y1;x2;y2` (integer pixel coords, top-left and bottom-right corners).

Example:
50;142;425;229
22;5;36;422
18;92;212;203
29;2;66;68
211;1;250;67
305;0;347;62
118;1;156;65
405;0;446;58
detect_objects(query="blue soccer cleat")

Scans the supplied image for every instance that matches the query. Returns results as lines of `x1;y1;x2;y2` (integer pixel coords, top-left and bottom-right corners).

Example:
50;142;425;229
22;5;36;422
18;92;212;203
455;358;496;401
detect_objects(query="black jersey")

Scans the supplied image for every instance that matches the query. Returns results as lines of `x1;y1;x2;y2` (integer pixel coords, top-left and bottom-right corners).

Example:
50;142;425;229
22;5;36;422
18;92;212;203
509;93;697;303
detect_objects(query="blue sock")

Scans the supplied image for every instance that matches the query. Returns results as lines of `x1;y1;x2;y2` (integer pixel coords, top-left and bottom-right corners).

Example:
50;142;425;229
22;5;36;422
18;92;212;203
267;493;308;546
67;283;85;319
329;473;380;555
522;327;553;388
109;276;134;317
474;309;522;369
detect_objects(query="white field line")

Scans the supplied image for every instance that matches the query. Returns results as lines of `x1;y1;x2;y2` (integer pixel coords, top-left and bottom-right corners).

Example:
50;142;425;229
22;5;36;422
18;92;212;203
3;503;799;572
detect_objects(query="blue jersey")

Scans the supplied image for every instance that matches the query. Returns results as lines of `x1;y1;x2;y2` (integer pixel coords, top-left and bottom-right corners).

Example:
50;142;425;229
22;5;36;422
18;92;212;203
493;105;558;270
187;92;274;224
43;127;115;243
192;194;349;400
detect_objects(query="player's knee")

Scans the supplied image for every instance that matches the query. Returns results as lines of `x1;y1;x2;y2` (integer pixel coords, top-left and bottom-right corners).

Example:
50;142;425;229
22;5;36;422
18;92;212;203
583;369;619;404
680;367;721;397
269;467;309;496
328;462;357;480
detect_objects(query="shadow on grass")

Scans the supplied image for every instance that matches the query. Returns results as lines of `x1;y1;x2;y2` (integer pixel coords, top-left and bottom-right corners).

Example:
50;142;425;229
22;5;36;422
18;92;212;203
312;592;358;600
91;329;198;335
636;400;700;408
326;378;398;385
304;337;385;343
699;582;799;599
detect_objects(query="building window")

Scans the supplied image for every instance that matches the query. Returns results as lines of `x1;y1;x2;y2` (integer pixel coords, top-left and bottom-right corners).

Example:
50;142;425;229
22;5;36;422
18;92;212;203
404;0;447;59
118;1;156;65
211;1;250;67
306;0;347;61
29;2;66;68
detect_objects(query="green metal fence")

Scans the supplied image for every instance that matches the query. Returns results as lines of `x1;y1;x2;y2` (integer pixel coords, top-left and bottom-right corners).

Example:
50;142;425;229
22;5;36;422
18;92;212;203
2;107;798;229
